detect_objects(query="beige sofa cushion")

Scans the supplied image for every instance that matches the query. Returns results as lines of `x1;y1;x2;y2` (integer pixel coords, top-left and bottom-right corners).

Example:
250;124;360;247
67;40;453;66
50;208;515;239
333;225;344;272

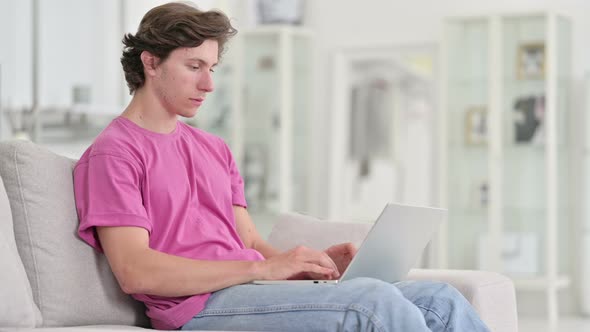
267;213;372;251
0;174;42;328
0;141;148;328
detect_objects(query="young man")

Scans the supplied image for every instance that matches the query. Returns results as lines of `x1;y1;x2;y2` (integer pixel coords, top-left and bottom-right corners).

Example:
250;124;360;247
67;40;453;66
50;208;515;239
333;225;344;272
74;2;490;331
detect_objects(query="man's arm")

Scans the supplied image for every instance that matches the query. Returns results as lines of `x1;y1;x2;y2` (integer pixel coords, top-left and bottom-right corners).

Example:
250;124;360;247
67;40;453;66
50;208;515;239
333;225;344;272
97;225;339;298
233;205;281;258
97;226;260;297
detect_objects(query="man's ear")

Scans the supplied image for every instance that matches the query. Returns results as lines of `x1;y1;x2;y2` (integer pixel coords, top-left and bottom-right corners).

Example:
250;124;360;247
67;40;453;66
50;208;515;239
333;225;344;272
140;51;159;77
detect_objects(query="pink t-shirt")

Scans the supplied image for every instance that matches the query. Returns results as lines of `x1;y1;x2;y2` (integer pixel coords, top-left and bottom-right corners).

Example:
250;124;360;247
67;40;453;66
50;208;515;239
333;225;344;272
73;116;264;330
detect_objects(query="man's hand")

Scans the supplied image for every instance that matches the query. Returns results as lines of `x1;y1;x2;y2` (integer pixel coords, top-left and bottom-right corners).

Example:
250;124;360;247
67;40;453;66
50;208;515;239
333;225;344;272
258;245;340;280
324;242;358;275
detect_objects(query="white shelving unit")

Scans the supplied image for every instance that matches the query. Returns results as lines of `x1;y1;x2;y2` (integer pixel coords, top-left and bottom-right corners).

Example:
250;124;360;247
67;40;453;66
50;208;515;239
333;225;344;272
439;12;572;325
233;26;313;216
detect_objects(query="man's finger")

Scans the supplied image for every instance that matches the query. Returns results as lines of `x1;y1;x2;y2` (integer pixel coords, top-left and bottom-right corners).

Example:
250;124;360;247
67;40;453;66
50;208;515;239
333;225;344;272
303;263;334;277
301;246;339;272
319;252;339;273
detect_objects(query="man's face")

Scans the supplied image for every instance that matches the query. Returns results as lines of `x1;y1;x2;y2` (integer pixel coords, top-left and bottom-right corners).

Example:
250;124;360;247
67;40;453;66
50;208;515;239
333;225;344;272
152;39;218;118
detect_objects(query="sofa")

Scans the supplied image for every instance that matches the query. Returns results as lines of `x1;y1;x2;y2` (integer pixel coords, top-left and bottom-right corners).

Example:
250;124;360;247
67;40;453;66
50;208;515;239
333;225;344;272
0;140;518;332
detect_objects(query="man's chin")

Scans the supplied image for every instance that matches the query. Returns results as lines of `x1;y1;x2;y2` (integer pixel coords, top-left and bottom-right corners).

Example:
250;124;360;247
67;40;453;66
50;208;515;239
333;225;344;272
179;108;199;119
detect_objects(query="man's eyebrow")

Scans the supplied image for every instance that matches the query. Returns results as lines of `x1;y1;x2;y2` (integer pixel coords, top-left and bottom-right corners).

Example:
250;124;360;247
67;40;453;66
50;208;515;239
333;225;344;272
187;57;218;67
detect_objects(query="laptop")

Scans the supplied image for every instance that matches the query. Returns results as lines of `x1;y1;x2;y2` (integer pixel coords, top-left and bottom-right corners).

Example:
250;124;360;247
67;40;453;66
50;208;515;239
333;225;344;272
252;203;446;285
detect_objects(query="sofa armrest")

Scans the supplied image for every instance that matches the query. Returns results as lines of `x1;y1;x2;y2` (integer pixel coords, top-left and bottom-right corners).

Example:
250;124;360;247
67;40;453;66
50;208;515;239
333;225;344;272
406;269;518;332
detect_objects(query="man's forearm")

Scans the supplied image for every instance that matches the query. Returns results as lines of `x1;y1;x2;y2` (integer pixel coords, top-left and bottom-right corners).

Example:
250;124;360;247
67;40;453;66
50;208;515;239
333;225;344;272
119;247;264;297
252;238;282;259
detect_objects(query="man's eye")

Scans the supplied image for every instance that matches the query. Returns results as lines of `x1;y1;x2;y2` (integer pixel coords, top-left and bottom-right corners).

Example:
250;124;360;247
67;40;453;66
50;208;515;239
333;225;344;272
189;66;199;70
209;69;215;73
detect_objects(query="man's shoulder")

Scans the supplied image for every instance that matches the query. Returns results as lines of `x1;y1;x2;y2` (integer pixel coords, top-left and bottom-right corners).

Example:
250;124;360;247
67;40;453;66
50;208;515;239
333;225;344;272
179;121;228;149
78;119;143;164
94;119;141;153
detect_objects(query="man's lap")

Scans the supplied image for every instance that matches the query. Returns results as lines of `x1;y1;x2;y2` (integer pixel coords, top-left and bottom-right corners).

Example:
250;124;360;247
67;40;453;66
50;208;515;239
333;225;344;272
181;278;443;331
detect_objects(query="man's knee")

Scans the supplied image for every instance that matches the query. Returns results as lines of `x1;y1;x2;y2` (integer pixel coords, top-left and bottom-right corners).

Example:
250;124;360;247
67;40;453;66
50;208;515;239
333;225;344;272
340;278;430;331
342;278;424;315
426;281;465;303
401;280;469;309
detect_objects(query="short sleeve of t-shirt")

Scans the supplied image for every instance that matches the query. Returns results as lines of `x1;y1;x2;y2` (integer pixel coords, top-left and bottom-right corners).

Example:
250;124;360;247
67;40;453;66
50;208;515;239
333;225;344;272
74;153;152;251
223;142;247;208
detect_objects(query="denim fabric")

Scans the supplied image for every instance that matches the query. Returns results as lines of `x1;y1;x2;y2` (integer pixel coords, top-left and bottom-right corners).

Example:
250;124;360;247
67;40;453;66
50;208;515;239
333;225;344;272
181;278;490;332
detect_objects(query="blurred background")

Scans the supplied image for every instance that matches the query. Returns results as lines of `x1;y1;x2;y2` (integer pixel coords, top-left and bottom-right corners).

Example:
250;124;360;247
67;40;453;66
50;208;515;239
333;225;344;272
1;0;590;330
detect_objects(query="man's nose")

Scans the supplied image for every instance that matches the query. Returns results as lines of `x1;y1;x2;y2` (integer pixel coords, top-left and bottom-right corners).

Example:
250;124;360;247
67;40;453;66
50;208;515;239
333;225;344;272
198;71;214;92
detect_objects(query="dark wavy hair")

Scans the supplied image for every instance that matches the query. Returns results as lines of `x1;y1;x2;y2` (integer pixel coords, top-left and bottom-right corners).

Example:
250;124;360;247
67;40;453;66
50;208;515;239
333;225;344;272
121;2;237;94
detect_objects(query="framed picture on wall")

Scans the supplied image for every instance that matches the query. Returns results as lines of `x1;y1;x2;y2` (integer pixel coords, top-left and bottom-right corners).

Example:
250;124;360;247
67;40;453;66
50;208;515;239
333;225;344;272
517;42;545;80
465;106;487;145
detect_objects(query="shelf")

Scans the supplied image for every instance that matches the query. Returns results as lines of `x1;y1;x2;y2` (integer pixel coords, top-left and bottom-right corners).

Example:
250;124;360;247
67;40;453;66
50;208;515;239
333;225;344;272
448;143;569;153
512;275;570;291
448;207;488;215
449;143;488;149
447;78;487;85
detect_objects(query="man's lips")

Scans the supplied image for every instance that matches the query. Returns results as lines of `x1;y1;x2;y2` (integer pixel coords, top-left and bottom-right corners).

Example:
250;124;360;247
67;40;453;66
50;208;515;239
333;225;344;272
190;98;204;105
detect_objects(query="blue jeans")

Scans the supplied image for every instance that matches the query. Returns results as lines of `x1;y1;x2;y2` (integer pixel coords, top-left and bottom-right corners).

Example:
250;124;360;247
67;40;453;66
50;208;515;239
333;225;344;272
181;278;490;332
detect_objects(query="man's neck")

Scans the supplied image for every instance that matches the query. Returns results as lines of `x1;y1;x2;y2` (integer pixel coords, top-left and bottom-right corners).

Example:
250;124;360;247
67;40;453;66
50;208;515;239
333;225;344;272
121;88;177;134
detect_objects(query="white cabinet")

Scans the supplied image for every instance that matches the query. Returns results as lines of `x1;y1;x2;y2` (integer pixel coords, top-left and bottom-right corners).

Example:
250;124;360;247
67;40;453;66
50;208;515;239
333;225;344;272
235;26;313;215
439;13;572;323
